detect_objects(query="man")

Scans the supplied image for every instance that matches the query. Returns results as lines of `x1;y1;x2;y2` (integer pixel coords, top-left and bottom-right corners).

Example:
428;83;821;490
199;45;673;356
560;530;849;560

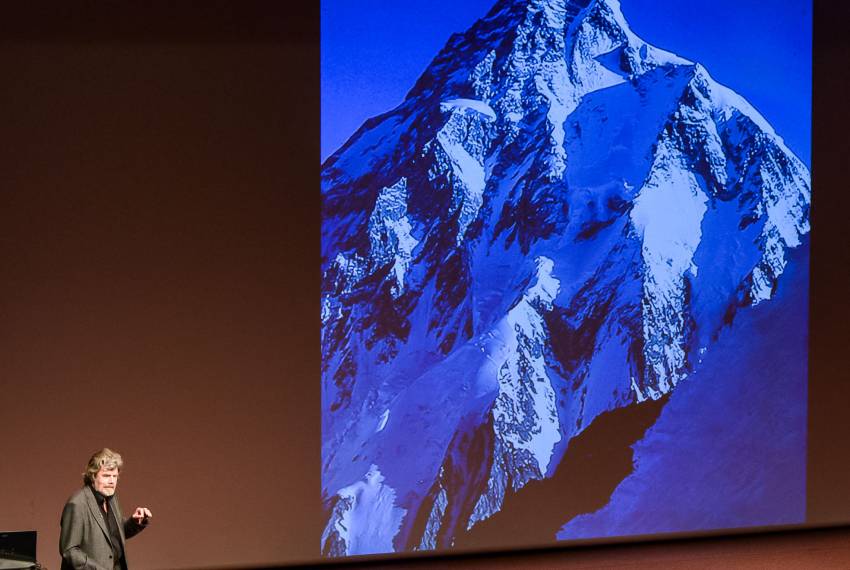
60;448;152;570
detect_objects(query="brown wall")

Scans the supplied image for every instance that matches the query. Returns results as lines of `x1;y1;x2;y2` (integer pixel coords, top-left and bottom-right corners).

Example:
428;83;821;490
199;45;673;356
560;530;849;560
0;4;322;568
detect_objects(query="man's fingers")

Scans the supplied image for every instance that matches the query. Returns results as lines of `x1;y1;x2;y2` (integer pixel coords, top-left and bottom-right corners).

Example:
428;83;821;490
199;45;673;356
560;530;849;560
133;507;152;522
133;507;153;525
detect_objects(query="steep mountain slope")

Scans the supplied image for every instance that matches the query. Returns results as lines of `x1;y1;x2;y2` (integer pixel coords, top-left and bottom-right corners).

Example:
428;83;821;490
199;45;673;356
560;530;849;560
321;0;810;555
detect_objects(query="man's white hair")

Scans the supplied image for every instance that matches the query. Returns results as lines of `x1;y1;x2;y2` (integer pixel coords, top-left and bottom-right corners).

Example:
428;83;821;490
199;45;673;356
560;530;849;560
83;448;123;486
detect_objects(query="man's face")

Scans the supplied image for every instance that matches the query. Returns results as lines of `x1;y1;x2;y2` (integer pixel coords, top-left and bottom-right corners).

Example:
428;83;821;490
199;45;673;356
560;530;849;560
93;467;119;496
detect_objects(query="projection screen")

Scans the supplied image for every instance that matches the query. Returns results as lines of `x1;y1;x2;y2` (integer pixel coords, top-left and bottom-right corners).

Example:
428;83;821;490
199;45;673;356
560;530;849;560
320;0;815;558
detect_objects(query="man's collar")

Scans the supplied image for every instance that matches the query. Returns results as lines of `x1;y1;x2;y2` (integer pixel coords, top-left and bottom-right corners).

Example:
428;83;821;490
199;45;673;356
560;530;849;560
88;485;111;504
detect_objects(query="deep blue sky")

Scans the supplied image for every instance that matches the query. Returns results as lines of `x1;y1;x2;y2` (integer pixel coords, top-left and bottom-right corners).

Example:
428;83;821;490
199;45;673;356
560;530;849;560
321;0;811;167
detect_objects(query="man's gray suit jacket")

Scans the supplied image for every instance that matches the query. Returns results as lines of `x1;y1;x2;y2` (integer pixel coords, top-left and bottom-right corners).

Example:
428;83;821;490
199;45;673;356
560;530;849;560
60;486;144;570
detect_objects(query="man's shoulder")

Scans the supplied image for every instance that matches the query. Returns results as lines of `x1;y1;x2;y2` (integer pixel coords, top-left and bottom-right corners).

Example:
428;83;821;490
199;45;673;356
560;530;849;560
65;486;91;506
61;487;91;524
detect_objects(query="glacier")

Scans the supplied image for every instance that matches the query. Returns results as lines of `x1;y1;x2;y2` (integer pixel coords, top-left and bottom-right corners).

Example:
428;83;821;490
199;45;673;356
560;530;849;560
321;0;809;556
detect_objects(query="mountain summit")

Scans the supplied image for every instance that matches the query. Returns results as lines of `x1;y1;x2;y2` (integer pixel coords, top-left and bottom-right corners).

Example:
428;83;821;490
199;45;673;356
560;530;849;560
321;0;810;556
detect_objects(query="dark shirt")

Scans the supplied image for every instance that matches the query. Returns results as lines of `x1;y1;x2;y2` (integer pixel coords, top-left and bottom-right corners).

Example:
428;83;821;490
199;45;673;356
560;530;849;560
91;487;125;570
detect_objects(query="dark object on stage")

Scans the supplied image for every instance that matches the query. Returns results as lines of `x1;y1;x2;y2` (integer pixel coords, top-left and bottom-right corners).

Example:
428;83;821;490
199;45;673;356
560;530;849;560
0;531;37;569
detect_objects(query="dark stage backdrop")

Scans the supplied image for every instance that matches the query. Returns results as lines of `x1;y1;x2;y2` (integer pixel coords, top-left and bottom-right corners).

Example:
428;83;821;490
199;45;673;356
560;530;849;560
0;2;848;569
0;3;322;569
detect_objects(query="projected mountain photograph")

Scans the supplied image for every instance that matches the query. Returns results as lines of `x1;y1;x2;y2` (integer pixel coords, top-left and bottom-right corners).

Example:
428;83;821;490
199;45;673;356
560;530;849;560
320;0;811;557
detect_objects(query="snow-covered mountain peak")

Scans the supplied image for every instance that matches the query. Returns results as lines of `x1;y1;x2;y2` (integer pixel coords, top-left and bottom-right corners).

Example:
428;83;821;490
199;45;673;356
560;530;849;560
322;0;810;556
